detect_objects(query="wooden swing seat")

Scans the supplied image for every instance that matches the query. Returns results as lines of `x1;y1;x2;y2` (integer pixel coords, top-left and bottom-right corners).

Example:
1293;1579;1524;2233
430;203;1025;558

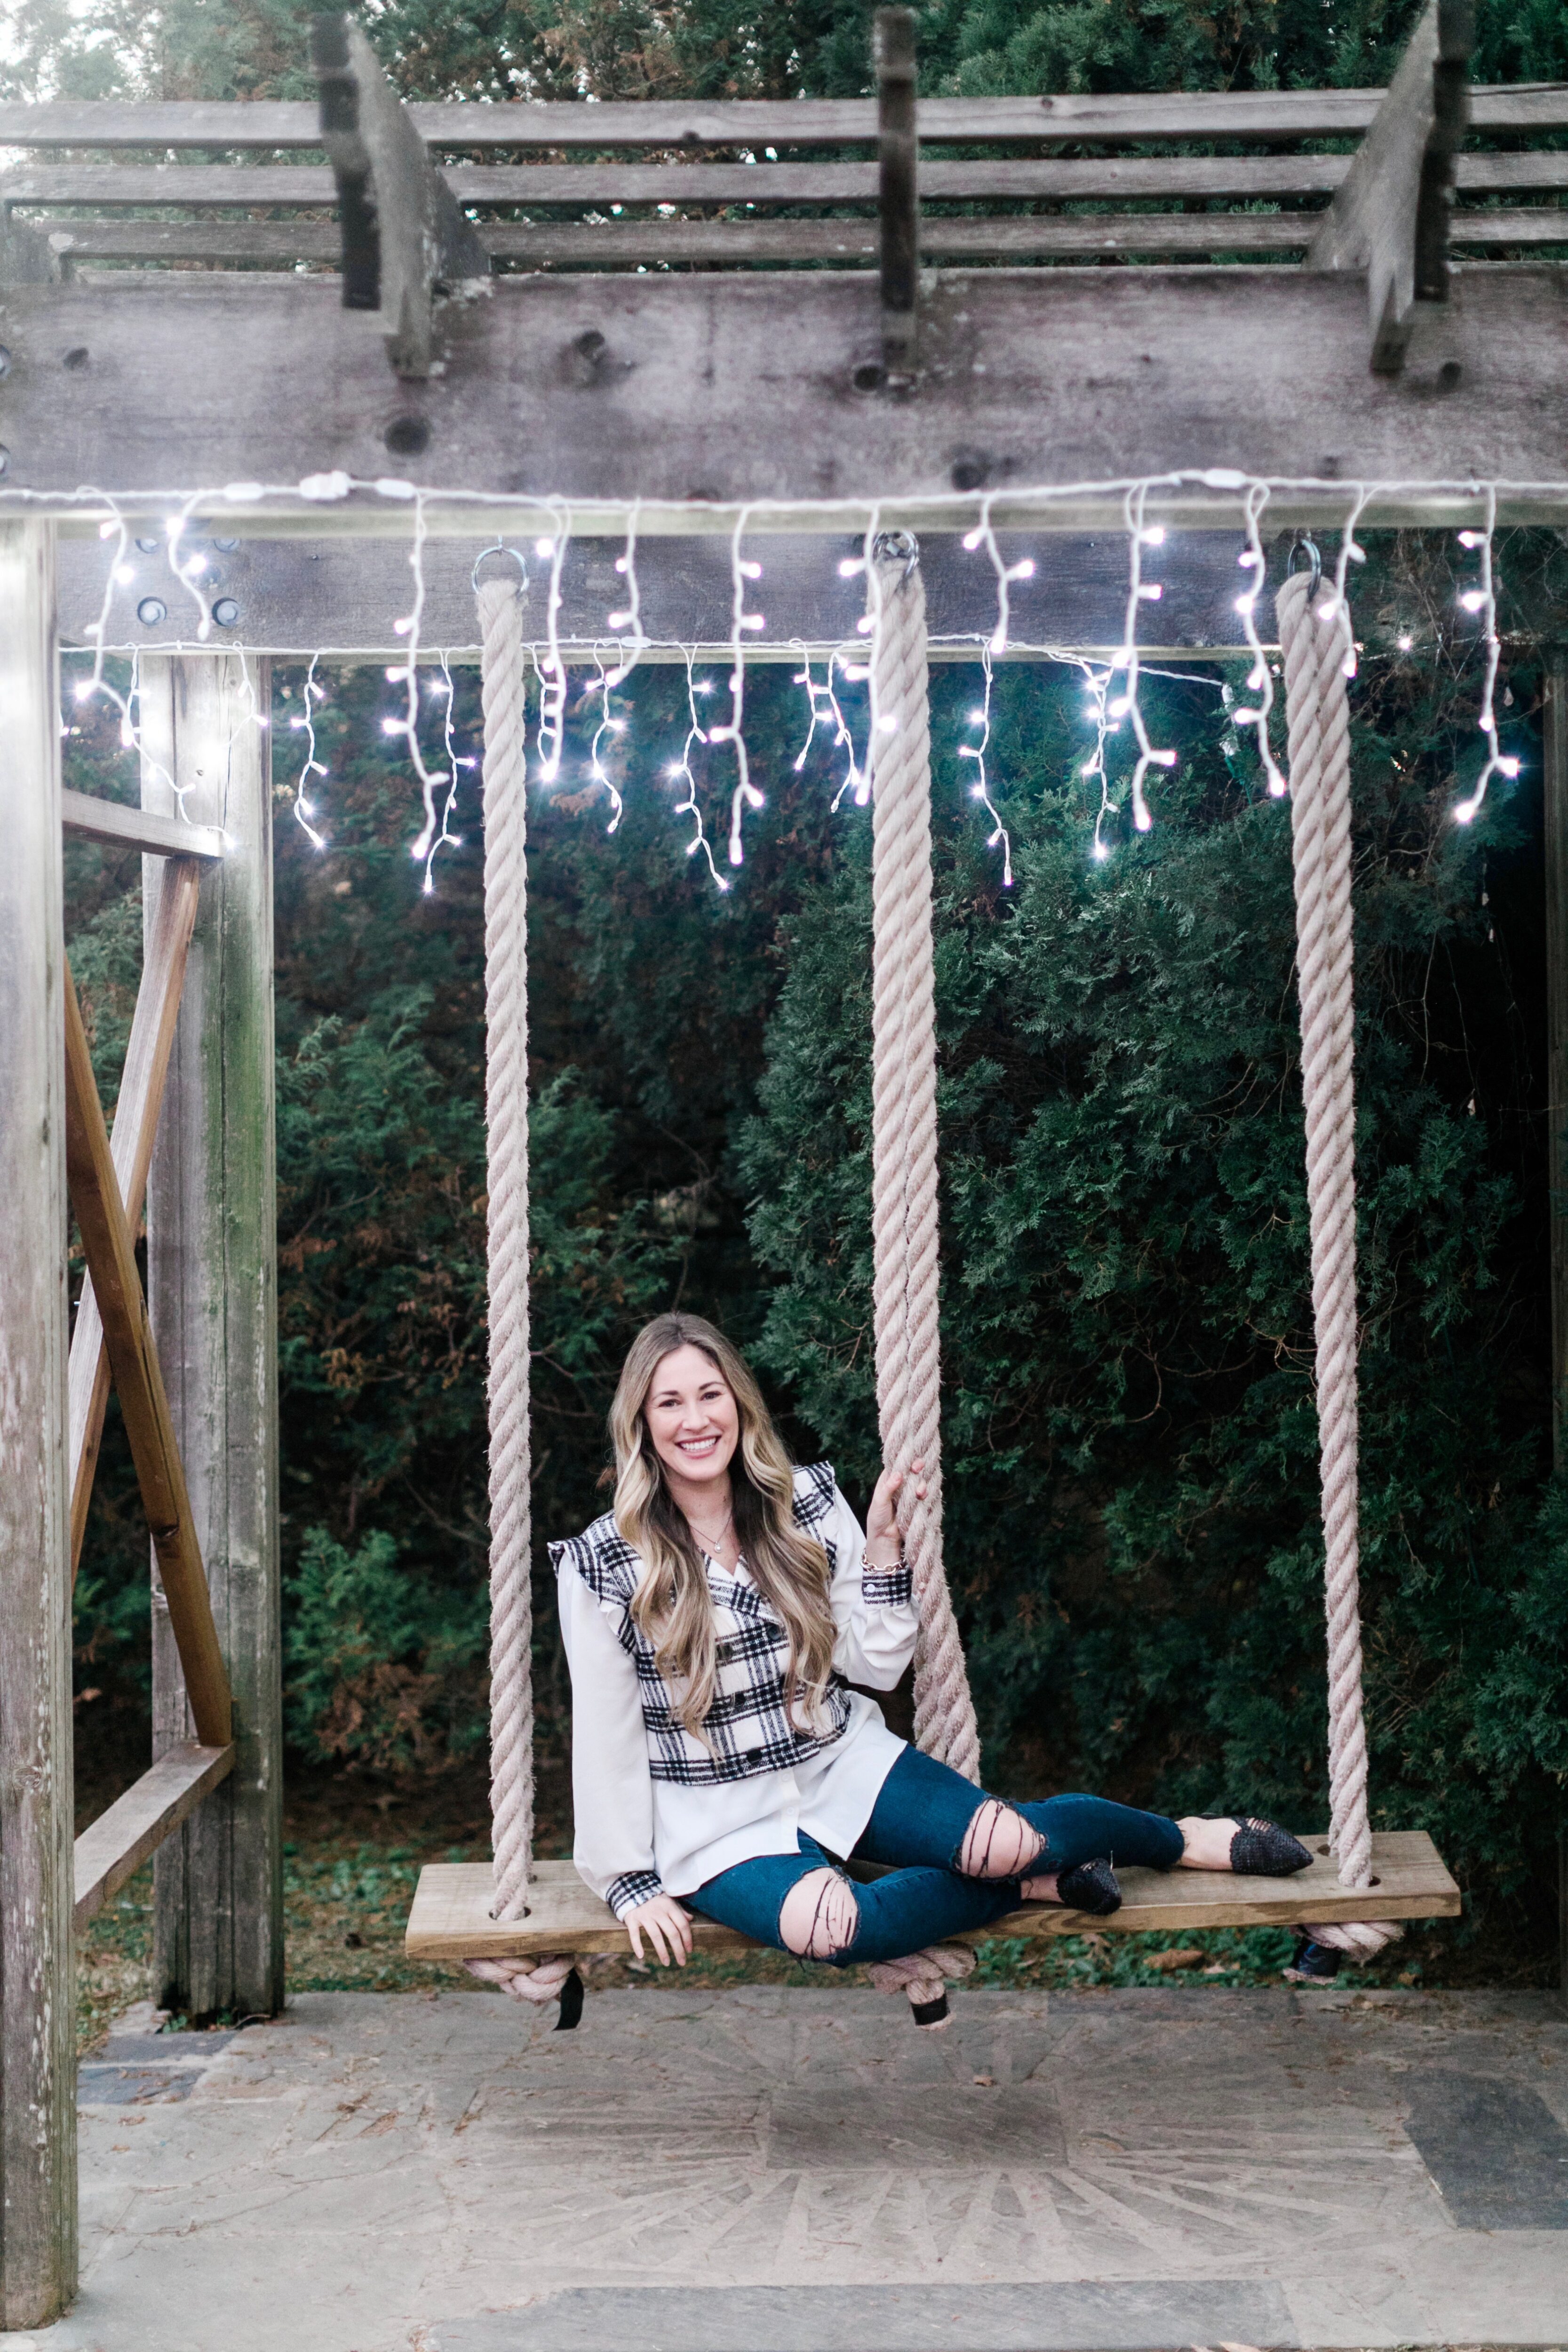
406;1831;1457;1962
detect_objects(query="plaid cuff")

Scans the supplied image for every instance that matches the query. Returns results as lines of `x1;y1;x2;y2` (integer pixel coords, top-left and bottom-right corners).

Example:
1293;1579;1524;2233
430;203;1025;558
861;1559;913;1606
606;1870;664;1920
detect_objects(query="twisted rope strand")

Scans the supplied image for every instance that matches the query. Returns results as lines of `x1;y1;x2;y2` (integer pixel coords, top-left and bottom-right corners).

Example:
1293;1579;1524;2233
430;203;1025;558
868;544;980;1780
1275;568;1399;1961
478;575;538;1923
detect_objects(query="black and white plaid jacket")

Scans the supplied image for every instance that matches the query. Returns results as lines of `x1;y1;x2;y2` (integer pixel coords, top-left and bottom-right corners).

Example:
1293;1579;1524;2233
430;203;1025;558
551;1463;915;1917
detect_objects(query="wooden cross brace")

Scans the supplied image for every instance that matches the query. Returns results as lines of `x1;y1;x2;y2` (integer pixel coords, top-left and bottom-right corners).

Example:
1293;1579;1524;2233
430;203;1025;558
63;913;231;1752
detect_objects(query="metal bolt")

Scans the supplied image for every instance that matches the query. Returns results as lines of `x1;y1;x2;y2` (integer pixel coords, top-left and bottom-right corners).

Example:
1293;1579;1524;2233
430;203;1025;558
0;445;9;477
62;347;88;372
0;347;11;379
212;597;240;628
135;536;159;553
212;537;239;553
136;596;168;628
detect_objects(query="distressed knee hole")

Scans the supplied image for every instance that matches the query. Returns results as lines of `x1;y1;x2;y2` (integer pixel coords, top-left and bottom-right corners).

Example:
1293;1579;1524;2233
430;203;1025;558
779;1868;860;1960
958;1799;1045;1881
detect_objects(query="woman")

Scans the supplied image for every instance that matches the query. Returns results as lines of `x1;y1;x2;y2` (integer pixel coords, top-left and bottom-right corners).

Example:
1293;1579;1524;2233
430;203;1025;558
551;1312;1311;1976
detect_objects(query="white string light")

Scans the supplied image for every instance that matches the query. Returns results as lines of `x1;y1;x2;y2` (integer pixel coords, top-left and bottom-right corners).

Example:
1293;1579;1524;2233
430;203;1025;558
959;493;1037;656
665;646;726;890
69;506;187;814
38;464;1544;890
534;507;572;784
706;507;766;868
1321;485;1372;675
1226;481;1287;798
956;646;1013;886
382;489;456;882
417;649;474;891
791;639;866;811
288;650;329;850
583;650;628;834
604;502;647;689
1112;482;1178;833
1453;488;1517;824
1077;660;1119;862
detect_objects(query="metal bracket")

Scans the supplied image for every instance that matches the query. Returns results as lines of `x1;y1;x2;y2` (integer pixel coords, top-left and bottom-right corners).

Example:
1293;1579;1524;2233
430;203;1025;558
310;13;490;381
1306;0;1473;375
875;8;919;382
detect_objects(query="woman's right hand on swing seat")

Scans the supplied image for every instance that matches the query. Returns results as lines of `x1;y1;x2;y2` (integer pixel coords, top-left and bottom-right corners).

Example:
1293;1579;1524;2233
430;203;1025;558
625;1893;694;1967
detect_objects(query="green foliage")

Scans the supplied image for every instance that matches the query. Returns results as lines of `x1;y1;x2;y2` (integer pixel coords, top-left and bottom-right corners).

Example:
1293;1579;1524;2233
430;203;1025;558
10;0;1567;110
740;537;1564;1940
283;1526;486;1769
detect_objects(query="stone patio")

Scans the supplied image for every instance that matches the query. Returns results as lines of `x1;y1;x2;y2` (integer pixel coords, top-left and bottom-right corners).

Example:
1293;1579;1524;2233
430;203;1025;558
4;1985;1566;2352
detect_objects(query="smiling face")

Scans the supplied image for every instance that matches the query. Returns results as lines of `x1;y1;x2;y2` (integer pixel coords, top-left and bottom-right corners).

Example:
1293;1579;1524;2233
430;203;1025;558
644;1343;740;1498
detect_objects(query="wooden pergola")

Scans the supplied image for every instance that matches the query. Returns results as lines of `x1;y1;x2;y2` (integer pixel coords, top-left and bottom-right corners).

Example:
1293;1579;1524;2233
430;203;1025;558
1;0;1564;2324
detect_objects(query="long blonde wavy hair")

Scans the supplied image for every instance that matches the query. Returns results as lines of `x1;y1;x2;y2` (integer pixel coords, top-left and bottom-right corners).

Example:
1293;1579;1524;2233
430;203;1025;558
610;1313;836;1740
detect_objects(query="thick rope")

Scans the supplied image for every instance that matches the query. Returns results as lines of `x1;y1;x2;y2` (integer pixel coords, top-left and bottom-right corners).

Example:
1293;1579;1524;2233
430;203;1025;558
868;539;980;1780
478;575;538;1924
1275;569;1400;1961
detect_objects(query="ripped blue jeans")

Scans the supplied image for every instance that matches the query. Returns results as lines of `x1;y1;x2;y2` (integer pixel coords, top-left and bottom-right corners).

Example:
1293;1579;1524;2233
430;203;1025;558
688;1742;1186;1965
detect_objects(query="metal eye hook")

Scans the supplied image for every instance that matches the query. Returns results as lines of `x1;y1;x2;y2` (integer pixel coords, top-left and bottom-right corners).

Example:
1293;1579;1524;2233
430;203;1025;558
471;539;529;595
871;527;920;577
1288;532;1322;600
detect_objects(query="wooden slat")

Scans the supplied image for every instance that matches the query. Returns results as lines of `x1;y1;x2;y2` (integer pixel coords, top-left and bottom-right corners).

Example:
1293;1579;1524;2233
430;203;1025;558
73;1742;233;1929
62;957;231;1748
61;788;224;860
8;154;1568;212
67;854;204;1579
49;206;1568;270
406;1833;1461;1961
2;85;1567;152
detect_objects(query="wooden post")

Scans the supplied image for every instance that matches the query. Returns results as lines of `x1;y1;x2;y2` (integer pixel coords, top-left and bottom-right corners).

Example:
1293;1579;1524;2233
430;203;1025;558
141;656;284;2021
0;521;77;2324
1544;652;1568;2002
875;7;919;380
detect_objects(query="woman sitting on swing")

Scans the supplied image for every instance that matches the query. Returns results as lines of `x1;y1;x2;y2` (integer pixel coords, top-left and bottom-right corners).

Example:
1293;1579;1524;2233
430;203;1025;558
552;1312;1312;1981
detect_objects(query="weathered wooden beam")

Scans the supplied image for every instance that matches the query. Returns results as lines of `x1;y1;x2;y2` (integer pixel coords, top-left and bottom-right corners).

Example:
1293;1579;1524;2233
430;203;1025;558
61;788;224;860
62;957;232;1749
0;83;1564;151
142;657;283;2025
68;856;204;1580
6;152;1566;210
1308;0;1474;371
0;519;76;2328
312;13;488;380
2;265;1567;532
73;1742;233;1930
56;526;1261;660
876;7;919;379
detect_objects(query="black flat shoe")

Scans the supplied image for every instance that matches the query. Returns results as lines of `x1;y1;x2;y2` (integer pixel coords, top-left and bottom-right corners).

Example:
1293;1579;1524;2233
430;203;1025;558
1220;1817;1313;1876
1056;1857;1122;1916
